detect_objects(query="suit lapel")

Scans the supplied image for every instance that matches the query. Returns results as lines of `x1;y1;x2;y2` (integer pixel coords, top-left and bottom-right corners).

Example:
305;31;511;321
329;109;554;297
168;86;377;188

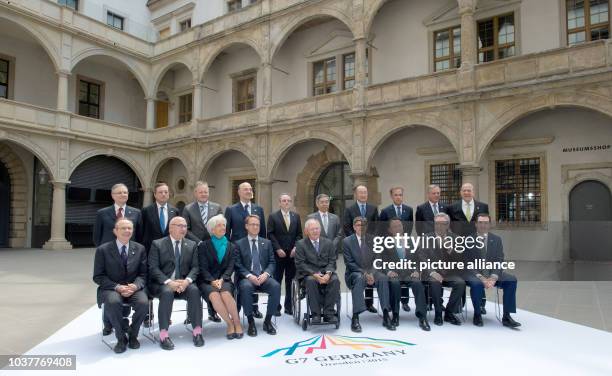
316;213;327;237
109;241;122;266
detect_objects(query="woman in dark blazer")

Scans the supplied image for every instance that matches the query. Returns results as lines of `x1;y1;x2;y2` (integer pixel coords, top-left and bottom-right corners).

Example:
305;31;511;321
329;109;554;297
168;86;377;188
198;214;243;339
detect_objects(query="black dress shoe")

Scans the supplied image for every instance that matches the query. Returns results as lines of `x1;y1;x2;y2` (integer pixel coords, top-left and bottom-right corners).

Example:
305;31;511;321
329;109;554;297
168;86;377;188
193;334;204;347
473;314;484;327
143;318;151;328
481;306;487;315
263;321;277;335
419;318;431;331
113;338;127;354
128;335;140;349
391;313;399;327
444;313;462;326
274;310;282;317
366;305;378;314
351;317;362;333
102;324;112;336
311;314;321;324
434;313;443;326
253;309;263;319
160;337;174;350
184;317;191;325
324;314;338;324
247;322;258;337
502;314;521;328
209;314;221;323
284;308;293;316
383;315;396;331
402;303;411;312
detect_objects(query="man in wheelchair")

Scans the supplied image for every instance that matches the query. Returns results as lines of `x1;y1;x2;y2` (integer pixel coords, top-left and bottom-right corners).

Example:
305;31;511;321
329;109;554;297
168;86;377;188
295;219;341;324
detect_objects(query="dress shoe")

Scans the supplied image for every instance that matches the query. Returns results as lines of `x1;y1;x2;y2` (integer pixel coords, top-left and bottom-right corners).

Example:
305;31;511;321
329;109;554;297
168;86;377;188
247;322;258;337
444;313;462;326
324;314;338;324
481;306;487;315
502;314;521;328
143;318;151;328
160;337;174;350
419;317;431;331
366;305;378;314
274;310;282;317
252;309;263;319
311;314;321;324
263;321;277;335
284;308;293;316
473;314;484;327
184;317;191;325
391;312;399;327
102;324;112;336
351;316;362;333
434;312;443;326
208;313;221;323
382;315;396;331
113;338;127;354
128;335;140;349
402;303;411;312
193;334;204;347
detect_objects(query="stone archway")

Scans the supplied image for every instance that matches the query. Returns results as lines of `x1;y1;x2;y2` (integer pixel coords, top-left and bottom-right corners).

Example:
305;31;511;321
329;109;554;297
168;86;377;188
0;144;28;247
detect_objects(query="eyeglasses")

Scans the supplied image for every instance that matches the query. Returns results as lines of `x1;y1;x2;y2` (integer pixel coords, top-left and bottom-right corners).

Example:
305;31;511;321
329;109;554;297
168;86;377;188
171;224;188;228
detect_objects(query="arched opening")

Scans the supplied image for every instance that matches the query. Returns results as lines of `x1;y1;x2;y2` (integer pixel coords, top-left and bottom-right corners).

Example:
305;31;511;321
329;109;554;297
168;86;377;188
201;150;257;207
153;63;194;127
570;180;612;261
153;158;188;206
67;156;143;247
315;162;353;216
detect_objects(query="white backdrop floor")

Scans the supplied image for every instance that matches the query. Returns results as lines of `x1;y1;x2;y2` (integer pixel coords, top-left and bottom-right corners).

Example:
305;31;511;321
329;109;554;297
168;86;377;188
4;296;612;376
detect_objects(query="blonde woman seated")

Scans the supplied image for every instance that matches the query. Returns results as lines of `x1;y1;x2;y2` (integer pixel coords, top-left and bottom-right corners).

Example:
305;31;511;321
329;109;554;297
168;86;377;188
197;214;243;339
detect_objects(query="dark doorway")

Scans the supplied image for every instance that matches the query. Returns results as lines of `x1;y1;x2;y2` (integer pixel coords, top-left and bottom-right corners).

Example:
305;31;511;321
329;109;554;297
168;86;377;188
570;180;612;261
0;160;10;247
31;158;52;248
314;162;353;215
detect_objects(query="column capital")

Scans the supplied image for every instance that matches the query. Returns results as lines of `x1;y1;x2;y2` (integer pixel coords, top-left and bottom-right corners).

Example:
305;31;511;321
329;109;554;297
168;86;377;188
145;96;157;102
192;82;204;88
457;0;477;14
458;164;482;176
56;69;71;78
50;180;70;188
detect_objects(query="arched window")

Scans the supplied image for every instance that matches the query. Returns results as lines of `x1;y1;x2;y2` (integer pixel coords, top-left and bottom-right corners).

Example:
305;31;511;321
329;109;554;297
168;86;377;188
314;162;353;215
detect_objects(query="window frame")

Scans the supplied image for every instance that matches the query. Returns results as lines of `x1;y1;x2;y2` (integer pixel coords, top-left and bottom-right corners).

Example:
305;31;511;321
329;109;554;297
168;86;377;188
227;0;242;12
0;56;11;100
425;160;463;206
566;0;611;45
179;18;192;32
178;92;193;124
232;70;257;113
58;0;79;11
433;26;461;72
76;76;104;120
312;56;337;97
477;12;516;63
106;11;125;30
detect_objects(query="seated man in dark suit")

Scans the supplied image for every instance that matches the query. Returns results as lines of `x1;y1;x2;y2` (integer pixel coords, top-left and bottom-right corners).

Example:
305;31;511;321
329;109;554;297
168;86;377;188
447;183;489;236
148;216;203;350
464;213;521;328
419;213;465;326
415;184;447;236
382;218;430;331
93;218;148;354
295;219;340;324
234;215;281;336
379;186;414;312
344;217;395;332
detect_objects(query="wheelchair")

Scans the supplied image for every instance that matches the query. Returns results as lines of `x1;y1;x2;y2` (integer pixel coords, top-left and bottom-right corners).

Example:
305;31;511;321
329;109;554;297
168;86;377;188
291;277;341;331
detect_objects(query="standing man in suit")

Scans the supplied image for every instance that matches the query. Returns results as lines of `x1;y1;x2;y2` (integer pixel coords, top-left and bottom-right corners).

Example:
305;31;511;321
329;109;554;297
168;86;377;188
447;183;489;236
93;218;148;354
382;218;430;331
234;215;281;336
148;216;203;350
295;219;340;324
182;181;223;322
93;183;142;247
268;193;302;316
415;184;447;236
307;193;343;255
464;213;521;328
343;217;395;332
94;183;143;334
343;184;379;313
379;186;414;312
183;181;223;243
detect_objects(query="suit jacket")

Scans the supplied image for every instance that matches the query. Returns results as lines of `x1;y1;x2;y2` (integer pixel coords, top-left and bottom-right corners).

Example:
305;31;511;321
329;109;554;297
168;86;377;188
343;234;379;284
93;205;142;246
307;211;343;253
415;201;448;236
233;236;276;280
343;202;379;236
447;200;489;236
267;210;303;252
197;239;235;284
418;231;464;278
225;202;266;242
379;203;414;235
295;237;336;279
93;240;147;307
147;237;199;296
465;232;504;278
183;201;223;243
141;203;179;252
381;244;422;279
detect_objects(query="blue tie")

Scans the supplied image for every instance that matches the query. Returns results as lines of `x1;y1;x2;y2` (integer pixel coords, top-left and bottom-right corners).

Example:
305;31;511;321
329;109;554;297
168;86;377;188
397;246;405;260
359;204;366;217
120;245;128;268
396;205;401;218
251;239;261;276
313;240;319;254
244;204;250;215
159;206;166;233
174;240;181;279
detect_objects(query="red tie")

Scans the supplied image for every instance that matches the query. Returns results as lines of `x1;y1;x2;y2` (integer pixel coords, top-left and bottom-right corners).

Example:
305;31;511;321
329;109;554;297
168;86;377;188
117;207;124;218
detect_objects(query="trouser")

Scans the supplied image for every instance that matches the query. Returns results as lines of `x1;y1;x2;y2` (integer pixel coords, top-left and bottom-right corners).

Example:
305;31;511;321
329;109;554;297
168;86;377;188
347;271;391;314
156;284;203;331
389;278;426;318
496;273;518;314
274;254;296;311
239;277;281;317
102;290;148;341
304;274;340;316
426;275;466;314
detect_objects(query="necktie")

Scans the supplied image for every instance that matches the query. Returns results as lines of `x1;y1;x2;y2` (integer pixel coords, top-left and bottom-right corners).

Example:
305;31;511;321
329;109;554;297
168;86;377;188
283;212;290;230
174;240;181;279
313;240;319;254
117;207;123;218
359;204;366;217
466;202;472;221
251;239;261;276
397;246;405;260
159;206;166;233
396;205;401;217
322;213;328;234
244;204;250;215
120;245;128;268
433;203;439;215
200;204;208;224
359;237;367;263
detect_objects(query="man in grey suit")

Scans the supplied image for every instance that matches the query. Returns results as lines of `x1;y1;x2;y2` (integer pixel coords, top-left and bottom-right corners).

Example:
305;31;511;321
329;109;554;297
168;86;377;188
148;217;203;350
182;180;222;322
307;193;342;254
295;219;340;324
183;181;223;244
343;217;395;332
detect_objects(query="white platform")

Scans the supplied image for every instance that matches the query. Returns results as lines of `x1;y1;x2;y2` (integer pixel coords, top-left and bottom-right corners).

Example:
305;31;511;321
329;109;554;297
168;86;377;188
6;297;612;376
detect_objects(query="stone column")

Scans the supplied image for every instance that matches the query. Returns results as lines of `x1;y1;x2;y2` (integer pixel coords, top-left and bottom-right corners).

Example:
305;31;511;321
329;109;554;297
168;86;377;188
353;37;368;109
459;165;482;198
56;70;70;112
43;181;73;250
261;62;273;107
192;82;203;120
142;187;153;207
458;0;478;70
146;97;156;130
256;178;274;217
